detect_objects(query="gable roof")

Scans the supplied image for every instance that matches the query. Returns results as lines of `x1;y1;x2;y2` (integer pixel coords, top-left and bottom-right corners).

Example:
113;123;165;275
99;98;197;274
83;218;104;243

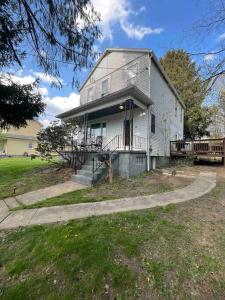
79;48;185;109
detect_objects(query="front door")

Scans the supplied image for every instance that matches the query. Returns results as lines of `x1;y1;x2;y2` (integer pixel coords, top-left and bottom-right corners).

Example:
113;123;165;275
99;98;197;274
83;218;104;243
124;120;130;147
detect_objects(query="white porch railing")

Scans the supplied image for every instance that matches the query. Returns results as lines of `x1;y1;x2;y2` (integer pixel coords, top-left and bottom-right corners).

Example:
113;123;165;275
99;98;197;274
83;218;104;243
73;134;147;151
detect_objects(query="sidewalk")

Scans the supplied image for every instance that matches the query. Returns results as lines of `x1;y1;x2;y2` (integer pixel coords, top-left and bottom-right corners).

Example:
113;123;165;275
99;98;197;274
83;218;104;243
0;172;217;230
1;181;86;210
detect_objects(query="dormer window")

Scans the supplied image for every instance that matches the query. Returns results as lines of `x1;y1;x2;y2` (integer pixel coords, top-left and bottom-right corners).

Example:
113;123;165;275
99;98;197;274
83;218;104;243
101;78;109;96
87;87;94;102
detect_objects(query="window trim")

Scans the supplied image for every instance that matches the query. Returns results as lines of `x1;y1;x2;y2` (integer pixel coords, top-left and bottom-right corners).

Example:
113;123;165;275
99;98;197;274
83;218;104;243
90;122;107;139
151;113;156;134
127;62;139;79
101;77;110;96
27;142;34;149
87;86;94;102
175;99;178;117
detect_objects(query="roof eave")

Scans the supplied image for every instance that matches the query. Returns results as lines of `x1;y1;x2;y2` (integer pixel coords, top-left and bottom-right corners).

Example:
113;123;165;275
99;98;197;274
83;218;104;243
56;85;153;119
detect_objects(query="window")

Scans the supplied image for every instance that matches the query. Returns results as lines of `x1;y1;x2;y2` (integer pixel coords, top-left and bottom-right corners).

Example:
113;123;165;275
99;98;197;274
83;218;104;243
28;143;33;149
136;156;144;165
175;100;178;117
101;78;109;96
102;123;106;137
91;123;106;139
180;107;183;122
127;63;138;79
151;114;156;134
87;87;94;102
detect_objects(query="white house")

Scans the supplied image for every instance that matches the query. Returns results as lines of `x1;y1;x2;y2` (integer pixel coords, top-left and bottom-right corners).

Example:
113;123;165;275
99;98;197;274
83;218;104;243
57;48;184;185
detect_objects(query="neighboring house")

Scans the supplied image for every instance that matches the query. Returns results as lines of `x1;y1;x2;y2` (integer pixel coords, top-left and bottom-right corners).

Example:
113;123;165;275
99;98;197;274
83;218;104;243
57;48;184;185
0;120;43;156
207;112;225;139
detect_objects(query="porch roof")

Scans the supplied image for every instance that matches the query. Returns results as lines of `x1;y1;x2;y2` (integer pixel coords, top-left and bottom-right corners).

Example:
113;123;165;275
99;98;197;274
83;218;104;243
56;85;153;120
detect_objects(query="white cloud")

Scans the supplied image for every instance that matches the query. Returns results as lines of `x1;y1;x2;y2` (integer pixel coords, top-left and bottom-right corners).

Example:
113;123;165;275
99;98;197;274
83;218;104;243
92;0;163;41
1;73;50;97
1;74;36;85
121;22;164;40
39;87;49;96
204;53;217;61
33;72;64;85
139;6;146;13
40;119;51;127
218;32;225;41
44;92;80;116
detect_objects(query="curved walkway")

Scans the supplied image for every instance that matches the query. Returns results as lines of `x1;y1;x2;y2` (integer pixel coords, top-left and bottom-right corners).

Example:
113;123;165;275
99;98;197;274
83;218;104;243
0;172;216;230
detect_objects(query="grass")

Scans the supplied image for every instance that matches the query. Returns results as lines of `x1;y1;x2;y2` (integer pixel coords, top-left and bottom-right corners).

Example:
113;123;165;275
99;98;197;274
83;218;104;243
1;179;225;299
21;172;192;209
0;157;72;199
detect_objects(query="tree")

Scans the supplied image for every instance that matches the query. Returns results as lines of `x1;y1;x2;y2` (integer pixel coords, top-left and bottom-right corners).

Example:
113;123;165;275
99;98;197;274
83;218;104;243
36;120;82;167
0;0;100;128
160;49;214;139
190;0;225;87
0;77;45;128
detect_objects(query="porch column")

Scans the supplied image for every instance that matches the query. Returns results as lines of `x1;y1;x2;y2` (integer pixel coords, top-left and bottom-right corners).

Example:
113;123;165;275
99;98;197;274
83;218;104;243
83;113;89;143
123;99;134;151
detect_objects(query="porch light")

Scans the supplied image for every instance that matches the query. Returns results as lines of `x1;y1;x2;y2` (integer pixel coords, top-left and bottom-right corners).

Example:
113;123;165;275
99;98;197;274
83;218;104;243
119;105;124;110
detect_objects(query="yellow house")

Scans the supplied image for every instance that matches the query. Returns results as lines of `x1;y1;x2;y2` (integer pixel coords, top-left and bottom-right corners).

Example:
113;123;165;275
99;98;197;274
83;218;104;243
0;120;43;156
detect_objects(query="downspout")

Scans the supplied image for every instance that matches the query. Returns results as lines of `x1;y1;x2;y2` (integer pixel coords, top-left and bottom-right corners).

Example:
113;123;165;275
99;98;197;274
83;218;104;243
146;52;152;172
146;104;150;171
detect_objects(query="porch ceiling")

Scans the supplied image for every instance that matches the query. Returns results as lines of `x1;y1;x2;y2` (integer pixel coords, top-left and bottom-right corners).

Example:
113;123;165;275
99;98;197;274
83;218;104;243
56;85;153;120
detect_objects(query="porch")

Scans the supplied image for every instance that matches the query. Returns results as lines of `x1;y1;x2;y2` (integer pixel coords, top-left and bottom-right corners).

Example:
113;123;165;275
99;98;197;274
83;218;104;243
58;85;152;153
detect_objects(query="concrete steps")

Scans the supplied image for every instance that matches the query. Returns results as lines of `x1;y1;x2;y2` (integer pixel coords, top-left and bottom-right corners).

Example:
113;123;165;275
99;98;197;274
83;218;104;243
71;152;118;186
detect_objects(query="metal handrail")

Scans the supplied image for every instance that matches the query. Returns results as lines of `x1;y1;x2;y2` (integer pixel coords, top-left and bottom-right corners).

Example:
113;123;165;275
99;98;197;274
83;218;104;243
92;135;121;183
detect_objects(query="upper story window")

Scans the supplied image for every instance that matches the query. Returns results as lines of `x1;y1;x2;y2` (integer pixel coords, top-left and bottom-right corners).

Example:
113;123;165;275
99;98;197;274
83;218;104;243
127;63;138;79
151;114;156;134
180;107;183;122
101;78;109;96
175;100;178;117
87;87;94;102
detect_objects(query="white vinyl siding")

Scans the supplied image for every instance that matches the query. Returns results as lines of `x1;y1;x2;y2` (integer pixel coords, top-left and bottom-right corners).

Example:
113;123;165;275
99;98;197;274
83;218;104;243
80;51;150;105
150;61;183;156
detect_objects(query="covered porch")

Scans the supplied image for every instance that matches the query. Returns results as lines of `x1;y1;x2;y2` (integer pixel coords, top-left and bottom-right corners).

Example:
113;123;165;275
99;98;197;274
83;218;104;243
58;86;153;153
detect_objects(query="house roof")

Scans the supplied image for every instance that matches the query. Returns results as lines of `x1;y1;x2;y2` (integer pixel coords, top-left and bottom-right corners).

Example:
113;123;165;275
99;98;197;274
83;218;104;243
79;48;185;109
56;85;152;119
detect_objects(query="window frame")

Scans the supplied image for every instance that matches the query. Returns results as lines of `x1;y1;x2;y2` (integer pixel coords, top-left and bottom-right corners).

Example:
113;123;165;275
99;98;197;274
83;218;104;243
27;142;34;149
151;114;156;134
87;86;94;102
127;62;139;79
101;77;110;96
175;99;178;117
90;122;107;139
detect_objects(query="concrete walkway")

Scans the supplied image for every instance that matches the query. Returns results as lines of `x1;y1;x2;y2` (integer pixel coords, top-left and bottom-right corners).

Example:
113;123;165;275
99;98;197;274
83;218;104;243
2;181;86;210
0;172;216;230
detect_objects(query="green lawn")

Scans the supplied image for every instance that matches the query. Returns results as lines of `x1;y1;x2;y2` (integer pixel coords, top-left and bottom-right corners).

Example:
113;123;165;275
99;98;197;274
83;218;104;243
21;172;192;209
1;180;225;299
0;157;72;199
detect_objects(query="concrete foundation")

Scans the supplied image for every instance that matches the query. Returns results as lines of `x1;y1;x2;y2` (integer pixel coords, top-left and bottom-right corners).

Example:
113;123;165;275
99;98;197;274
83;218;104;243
113;153;170;178
114;151;147;178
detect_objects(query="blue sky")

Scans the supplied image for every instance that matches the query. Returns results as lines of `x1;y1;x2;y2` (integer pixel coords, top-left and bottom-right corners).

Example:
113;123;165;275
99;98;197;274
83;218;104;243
9;0;225;126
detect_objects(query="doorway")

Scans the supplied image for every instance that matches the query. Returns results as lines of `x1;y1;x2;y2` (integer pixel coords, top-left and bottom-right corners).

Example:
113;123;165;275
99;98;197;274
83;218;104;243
124;119;130;147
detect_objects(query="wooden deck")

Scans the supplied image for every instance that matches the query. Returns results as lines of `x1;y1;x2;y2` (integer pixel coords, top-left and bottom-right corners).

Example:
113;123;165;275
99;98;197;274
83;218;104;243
170;138;225;165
